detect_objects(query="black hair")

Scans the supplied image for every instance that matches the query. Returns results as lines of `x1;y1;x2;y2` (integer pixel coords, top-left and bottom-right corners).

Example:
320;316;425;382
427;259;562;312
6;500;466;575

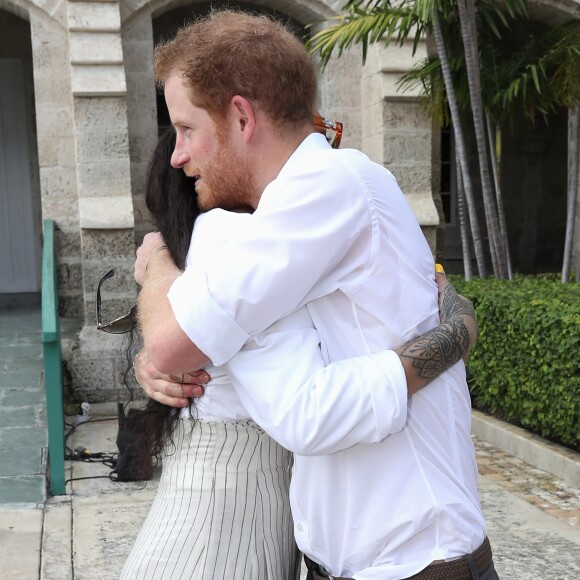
126;127;201;471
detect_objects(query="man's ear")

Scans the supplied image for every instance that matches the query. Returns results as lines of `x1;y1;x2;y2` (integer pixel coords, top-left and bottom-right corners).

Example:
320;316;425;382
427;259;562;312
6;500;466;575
230;95;256;143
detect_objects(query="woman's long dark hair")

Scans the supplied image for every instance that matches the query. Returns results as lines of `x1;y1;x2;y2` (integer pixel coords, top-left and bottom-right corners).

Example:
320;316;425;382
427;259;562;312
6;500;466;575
144;128;199;271
127;127;201;469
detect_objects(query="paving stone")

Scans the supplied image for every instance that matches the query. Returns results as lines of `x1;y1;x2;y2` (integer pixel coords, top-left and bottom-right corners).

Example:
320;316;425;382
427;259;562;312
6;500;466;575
480;476;580;578
0;318;41;336
72;495;157;580
0;334;41;346
0;368;43;388
41;499;74;580
473;435;580;529
0;508;43;579
0;305;51;509
0;474;46;505
0;406;42;428
0;427;48;449
0;344;43;359
0;388;44;407
0;315;41;330
0;448;44;476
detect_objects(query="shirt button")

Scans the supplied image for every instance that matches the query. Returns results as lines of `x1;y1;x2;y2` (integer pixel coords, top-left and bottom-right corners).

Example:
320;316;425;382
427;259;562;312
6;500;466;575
297;523;304;532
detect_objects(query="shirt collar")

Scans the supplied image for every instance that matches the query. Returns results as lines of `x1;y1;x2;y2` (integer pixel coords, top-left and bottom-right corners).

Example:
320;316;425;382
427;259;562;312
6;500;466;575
277;132;332;180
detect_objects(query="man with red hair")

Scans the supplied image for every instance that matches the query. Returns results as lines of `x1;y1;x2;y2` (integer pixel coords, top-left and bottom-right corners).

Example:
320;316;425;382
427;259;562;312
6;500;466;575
134;10;497;580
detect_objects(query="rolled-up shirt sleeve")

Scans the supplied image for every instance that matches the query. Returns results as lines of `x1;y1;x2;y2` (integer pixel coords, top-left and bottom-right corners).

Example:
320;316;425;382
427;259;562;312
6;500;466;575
167;145;373;366
224;311;408;456
168;264;252;367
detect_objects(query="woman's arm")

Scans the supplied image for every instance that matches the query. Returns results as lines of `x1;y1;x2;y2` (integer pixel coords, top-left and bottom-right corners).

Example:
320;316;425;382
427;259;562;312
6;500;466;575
397;270;477;395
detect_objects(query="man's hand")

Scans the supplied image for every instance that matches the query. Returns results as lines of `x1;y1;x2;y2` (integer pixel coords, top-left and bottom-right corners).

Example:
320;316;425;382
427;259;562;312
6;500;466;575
134;349;210;407
135;232;170;286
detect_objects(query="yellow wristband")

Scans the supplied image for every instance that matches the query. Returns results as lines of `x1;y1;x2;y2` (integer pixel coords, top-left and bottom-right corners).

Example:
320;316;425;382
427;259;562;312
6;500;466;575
435;263;445;274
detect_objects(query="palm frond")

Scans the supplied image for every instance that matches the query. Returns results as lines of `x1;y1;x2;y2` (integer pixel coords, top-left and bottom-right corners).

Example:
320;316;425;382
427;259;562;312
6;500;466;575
492;19;580;122
307;5;422;69
310;0;578;130
397;55;450;127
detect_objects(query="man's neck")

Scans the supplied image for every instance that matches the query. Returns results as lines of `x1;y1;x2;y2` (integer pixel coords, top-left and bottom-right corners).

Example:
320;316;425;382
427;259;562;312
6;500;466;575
247;121;313;209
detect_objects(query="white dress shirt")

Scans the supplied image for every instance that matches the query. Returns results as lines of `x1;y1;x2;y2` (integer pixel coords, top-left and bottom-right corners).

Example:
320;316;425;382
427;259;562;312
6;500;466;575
178;210;409;448
168;133;486;579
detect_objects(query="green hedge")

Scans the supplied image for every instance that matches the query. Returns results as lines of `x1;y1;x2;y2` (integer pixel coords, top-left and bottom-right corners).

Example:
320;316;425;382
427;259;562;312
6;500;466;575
449;274;580;451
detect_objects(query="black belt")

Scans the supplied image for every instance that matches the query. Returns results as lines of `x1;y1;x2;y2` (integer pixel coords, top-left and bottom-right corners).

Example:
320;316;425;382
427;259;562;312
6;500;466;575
408;537;493;580
304;537;493;580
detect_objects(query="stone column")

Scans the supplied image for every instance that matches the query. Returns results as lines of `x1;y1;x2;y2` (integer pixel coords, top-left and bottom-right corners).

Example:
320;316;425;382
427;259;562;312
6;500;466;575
67;0;136;402
318;47;363;151
361;41;440;253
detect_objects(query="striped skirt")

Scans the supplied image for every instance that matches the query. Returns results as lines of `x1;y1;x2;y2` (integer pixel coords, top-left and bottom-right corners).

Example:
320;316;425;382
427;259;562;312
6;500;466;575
120;418;300;580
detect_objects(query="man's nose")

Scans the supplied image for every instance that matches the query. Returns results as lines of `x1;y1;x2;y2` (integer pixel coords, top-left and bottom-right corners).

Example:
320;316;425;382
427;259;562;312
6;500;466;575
171;146;189;168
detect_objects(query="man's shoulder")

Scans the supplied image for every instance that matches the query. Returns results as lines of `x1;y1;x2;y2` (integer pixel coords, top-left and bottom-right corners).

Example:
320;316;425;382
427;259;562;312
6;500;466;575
275;147;388;194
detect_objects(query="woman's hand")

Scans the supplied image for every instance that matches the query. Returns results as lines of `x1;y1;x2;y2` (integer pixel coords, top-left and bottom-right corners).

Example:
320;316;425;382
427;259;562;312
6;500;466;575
435;268;477;361
134;349;210;407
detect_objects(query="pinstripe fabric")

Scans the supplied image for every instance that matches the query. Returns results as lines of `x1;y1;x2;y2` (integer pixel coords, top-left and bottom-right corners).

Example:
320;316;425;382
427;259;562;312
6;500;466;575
120;418;300;580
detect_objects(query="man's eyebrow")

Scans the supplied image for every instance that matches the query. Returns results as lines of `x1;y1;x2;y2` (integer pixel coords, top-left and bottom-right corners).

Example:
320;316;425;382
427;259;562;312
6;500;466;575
170;117;190;127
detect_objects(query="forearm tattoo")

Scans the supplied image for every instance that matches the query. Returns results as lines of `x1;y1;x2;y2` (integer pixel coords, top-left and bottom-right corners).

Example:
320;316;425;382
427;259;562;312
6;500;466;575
398;285;476;380
439;283;475;325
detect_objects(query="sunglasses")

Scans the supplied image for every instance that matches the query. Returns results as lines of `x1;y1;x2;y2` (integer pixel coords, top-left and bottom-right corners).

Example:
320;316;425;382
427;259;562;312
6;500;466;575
96;269;137;334
313;115;343;149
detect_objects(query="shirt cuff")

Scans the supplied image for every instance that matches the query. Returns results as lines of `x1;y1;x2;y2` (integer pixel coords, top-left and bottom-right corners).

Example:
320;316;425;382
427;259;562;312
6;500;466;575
167;268;251;365
368;350;409;438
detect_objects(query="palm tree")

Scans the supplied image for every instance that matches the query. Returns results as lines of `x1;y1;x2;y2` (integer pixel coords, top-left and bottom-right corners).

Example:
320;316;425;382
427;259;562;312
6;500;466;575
563;106;579;283
483;19;580;282
427;14;580;280
309;0;490;277
309;0;521;277
431;9;486;277
310;0;580;279
455;0;509;278
486;115;513;279
455;149;473;279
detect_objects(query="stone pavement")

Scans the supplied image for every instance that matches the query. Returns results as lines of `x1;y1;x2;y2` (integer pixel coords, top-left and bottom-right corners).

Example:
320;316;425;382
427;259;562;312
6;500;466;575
0;403;579;580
